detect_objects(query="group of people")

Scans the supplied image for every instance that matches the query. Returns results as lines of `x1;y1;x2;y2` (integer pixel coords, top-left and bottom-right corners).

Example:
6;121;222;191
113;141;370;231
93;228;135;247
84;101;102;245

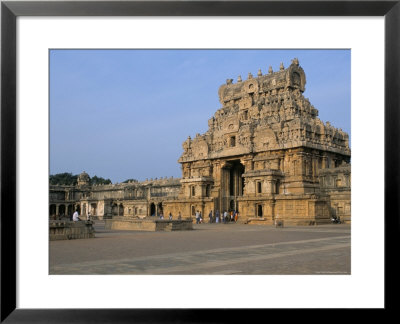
195;210;239;224
72;209;241;223
159;212;182;220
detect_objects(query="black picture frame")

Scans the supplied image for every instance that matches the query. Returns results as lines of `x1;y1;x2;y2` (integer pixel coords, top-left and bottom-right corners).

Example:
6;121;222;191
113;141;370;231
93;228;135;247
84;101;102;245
1;0;399;322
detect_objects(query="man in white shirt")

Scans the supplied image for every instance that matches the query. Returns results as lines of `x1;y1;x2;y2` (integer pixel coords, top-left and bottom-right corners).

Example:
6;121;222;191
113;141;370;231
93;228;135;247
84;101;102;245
72;210;80;221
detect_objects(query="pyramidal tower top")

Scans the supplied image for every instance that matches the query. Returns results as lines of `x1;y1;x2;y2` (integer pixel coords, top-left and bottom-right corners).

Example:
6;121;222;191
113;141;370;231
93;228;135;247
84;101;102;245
179;58;350;163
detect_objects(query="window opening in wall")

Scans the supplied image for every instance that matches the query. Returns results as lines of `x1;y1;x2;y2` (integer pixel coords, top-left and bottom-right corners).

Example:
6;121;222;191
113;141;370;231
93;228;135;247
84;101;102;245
206;184;211;197
191;186;195;197
275;180;280;194
257;205;263;217
257;181;262;193
335;178;342;187
191;205;195;216
230;136;236;147
250;93;254;105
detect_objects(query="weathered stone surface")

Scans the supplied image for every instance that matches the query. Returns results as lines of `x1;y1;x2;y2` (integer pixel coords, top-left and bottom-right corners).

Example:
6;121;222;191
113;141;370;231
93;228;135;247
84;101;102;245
104;218;193;231
49;220;95;240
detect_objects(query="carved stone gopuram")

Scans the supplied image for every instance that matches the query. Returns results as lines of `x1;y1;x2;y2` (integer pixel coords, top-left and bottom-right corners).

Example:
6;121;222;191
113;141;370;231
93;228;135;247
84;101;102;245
50;59;351;226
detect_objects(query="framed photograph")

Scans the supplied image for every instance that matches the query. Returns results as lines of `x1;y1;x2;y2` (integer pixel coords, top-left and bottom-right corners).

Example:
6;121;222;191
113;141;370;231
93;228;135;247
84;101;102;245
2;0;399;322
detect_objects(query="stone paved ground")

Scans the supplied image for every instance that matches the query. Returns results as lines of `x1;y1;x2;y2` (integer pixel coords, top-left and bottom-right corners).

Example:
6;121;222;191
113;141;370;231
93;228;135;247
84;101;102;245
49;222;350;275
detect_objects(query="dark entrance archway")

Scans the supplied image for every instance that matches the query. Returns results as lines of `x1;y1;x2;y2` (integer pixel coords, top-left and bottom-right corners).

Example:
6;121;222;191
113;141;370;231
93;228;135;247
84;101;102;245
221;159;245;212
150;203;156;216
58;205;66;217
49;204;56;217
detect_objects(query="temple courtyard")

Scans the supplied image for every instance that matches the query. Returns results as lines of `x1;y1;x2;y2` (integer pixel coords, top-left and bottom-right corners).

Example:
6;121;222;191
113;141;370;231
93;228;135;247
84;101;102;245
49;222;350;275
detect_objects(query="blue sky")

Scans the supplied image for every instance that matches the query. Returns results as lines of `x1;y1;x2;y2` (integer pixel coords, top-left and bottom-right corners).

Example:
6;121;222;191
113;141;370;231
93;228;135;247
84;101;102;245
50;49;350;183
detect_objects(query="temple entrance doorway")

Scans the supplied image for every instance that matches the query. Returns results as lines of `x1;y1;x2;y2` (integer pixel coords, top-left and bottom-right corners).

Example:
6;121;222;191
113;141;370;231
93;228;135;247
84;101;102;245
221;159;245;213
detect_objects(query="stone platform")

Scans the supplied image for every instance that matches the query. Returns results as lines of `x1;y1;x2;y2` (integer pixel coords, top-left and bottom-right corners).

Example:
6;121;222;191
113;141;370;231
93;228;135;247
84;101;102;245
104;217;193;232
49;220;95;240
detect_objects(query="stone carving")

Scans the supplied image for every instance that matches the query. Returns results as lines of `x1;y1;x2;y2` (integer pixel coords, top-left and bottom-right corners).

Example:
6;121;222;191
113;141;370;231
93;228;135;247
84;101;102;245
177;58;351;225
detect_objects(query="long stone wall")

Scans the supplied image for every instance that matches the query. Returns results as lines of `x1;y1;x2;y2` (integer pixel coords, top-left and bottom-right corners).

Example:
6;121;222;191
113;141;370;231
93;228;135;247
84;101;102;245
49;220;95;240
104;218;193;232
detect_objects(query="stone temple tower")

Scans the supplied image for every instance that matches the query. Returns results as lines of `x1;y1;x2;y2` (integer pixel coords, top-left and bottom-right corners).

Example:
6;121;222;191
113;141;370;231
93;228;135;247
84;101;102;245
77;171;90;187
170;58;350;225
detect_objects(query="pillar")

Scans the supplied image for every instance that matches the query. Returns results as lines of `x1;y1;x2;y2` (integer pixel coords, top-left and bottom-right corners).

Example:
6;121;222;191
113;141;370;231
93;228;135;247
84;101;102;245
322;156;327;169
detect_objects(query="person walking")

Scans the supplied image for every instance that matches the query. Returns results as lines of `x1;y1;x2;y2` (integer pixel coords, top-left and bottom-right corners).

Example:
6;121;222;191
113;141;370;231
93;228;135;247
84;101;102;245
234;210;239;222
223;211;228;223
195;210;200;224
209;210;213;223
169;212;173;220
215;210;220;223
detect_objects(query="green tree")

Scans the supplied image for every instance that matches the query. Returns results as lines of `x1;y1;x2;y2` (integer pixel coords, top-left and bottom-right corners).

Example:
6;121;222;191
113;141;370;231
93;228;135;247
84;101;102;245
49;173;112;185
90;175;112;185
122;178;137;183
49;172;78;185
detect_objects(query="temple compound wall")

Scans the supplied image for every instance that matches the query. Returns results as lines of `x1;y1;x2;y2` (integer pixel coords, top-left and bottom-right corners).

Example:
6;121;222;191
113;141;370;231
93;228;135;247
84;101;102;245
49;175;181;220
49;58;351;225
